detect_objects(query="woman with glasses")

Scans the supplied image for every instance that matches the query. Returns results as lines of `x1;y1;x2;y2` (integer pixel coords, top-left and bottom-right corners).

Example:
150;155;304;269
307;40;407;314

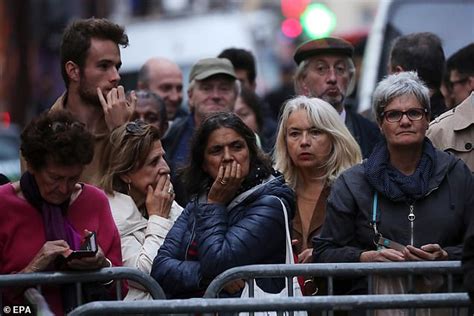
314;72;474;301
98;120;183;300
151;112;295;298
0;110;123;315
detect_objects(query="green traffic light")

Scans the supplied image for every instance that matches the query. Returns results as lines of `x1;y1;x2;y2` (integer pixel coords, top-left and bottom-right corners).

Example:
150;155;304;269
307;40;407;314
300;3;337;39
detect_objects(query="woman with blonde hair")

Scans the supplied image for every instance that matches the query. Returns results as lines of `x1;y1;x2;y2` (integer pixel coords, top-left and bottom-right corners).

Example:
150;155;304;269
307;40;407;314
98;120;183;300
274;96;361;267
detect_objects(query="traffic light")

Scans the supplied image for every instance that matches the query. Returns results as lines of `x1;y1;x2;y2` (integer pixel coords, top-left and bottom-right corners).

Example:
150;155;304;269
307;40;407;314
301;3;337;39
281;18;303;38
280;1;337;39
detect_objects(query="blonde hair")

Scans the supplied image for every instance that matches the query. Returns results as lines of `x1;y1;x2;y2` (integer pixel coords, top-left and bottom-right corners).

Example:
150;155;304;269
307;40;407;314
97;121;161;195
273;96;362;189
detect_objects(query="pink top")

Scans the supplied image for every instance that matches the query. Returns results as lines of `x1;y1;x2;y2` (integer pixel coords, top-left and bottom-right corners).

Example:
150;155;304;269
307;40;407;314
0;183;123;314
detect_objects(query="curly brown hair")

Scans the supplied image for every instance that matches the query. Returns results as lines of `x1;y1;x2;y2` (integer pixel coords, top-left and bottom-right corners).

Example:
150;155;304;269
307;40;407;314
21;110;94;171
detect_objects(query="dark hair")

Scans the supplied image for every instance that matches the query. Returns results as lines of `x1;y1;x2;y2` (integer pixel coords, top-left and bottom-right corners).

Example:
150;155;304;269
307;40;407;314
133;90;168;136
238;86;264;131
447;43;474;77
181;112;272;197
60;18;129;87
218;48;256;84
21;110;94;171
389;32;445;89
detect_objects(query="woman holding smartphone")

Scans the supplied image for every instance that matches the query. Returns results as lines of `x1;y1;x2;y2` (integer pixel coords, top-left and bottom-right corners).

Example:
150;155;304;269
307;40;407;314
0;111;122;315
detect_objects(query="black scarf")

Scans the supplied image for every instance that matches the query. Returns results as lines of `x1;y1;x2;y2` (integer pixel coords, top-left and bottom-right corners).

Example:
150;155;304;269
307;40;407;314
364;138;436;202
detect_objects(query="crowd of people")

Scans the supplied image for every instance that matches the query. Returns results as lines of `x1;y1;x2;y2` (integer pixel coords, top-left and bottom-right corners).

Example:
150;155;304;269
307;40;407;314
0;16;473;315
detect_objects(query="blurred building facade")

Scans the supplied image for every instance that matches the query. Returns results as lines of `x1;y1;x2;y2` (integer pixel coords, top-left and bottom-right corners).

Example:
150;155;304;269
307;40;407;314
0;0;377;127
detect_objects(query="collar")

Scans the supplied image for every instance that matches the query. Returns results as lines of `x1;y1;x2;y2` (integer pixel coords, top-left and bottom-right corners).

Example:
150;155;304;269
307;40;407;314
452;92;474;131
340;107;346;123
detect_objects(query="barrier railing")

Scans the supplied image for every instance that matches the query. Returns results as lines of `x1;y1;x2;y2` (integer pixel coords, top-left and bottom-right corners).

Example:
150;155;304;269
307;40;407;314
68;293;471;315
204;261;463;298
0;267;165;311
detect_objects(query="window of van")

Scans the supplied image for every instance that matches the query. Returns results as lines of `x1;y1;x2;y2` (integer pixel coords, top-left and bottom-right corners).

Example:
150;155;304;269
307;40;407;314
358;0;474;114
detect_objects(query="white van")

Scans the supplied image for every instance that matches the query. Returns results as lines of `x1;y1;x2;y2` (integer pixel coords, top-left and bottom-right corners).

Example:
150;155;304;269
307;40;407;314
357;0;474;114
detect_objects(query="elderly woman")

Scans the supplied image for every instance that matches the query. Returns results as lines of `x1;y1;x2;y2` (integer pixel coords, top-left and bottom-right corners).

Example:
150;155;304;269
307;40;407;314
0;110;122;315
98;120;183;300
274;96;361;265
314;72;474;297
151;112;295;298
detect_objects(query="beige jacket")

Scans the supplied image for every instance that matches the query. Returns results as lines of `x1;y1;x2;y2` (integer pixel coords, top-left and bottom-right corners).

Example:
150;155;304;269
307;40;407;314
49;93;110;185
427;92;474;171
108;191;183;300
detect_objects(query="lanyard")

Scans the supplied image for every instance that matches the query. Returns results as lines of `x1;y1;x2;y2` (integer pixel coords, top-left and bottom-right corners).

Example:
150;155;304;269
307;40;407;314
370;191;412;250
371;191;379;236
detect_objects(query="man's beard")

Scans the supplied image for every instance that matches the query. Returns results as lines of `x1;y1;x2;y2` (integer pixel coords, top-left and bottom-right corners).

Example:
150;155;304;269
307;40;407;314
78;80;101;108
317;93;345;113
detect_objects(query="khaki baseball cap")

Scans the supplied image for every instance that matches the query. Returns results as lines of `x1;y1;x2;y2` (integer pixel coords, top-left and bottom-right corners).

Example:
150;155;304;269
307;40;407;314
188;58;237;83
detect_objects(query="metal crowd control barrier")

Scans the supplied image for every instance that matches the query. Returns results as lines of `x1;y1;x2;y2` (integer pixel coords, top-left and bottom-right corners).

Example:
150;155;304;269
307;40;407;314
69;293;471;315
204;261;463;298
0;267;165;311
67;261;470;315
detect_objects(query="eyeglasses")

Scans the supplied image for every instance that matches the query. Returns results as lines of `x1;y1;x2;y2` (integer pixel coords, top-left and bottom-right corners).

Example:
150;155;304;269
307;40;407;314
125;120;147;134
380;108;428;123
450;77;469;86
49;121;85;133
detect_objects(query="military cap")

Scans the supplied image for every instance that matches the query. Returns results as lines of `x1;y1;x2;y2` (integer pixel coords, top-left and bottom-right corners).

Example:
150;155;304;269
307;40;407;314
293;37;354;65
189;58;236;83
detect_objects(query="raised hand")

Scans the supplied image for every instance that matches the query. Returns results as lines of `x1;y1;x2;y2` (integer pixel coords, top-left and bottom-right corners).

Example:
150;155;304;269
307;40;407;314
145;174;174;219
98;86;136;131
207;161;244;205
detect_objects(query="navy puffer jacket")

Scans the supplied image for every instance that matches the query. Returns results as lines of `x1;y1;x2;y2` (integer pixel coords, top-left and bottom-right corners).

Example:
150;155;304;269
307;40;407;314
151;175;295;298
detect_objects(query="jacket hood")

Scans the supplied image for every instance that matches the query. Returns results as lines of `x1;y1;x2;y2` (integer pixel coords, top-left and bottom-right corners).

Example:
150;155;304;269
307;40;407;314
428;150;464;211
429;150;461;190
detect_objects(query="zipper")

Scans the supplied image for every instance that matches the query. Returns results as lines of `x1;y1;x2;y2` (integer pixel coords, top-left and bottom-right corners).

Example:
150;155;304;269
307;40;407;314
408;204;415;246
184;219;196;261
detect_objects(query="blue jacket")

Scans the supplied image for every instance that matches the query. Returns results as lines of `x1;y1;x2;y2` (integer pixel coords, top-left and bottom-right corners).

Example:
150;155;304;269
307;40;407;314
151;175;295;298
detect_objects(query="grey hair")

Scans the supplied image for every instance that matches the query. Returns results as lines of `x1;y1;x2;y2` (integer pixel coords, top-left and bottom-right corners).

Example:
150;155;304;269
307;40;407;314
294;56;356;96
187;77;241;95
273;96;362;189
372;71;430;122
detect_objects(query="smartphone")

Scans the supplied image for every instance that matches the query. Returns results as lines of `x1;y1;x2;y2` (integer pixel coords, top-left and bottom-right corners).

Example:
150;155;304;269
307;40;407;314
67;232;98;260
376;236;406;252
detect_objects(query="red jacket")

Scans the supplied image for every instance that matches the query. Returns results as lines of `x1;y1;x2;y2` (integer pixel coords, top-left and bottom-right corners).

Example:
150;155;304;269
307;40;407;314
0;183;123;315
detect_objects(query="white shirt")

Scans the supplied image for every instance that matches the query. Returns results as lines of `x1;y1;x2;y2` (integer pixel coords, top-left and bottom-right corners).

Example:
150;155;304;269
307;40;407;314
107;191;183;300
